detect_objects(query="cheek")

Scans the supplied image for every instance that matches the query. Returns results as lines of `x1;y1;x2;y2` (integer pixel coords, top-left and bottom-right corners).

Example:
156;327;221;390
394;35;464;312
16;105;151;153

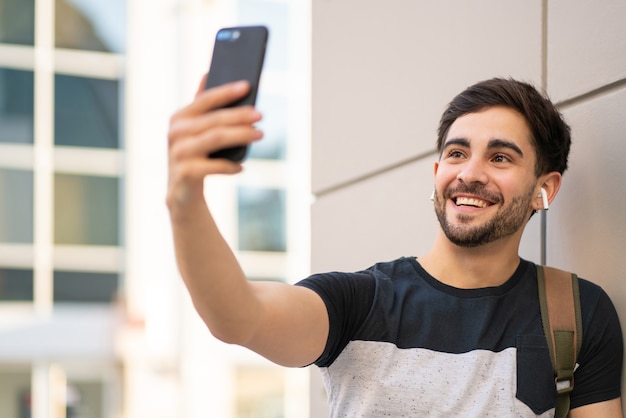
434;165;458;189
499;175;535;201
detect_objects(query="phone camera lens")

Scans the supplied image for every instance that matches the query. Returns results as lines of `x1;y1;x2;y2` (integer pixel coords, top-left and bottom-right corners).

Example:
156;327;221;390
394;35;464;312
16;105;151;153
217;29;241;42
217;30;230;41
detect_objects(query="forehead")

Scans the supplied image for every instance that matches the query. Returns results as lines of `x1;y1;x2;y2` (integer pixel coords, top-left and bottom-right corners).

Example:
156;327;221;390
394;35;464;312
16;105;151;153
444;106;534;151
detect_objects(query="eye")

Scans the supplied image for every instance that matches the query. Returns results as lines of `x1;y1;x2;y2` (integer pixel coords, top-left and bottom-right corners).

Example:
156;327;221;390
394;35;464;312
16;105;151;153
446;149;466;159
492;153;512;163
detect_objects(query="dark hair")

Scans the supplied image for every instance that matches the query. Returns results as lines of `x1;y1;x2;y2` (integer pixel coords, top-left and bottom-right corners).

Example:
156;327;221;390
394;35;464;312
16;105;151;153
437;78;571;176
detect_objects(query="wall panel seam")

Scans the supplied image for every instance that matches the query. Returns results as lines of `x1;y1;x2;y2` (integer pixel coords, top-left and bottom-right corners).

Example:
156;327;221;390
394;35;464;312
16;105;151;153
540;0;548;265
556;78;626;110
314;150;438;198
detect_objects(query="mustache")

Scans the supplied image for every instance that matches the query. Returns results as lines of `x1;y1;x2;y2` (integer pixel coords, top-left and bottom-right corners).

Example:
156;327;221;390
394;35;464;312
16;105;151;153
443;183;502;203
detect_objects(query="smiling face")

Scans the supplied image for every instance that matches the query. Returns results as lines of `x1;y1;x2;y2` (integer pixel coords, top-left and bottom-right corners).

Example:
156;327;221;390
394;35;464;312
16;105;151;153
433;106;540;248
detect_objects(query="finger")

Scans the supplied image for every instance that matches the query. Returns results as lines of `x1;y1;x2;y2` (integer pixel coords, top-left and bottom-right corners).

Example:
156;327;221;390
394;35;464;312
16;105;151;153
170;125;263;161
201;125;264;157
182;80;251;117
170;106;262;142
170;156;244;182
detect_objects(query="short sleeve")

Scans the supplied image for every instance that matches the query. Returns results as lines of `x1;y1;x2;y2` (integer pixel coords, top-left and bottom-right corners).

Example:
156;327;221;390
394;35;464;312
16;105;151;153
296;271;376;367
570;279;623;409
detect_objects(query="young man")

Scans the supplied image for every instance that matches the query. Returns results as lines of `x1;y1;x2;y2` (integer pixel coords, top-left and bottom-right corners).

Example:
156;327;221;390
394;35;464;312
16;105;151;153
167;77;623;417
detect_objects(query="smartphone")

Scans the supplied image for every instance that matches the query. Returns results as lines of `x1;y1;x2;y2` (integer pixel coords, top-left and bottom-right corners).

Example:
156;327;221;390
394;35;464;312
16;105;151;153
205;25;269;162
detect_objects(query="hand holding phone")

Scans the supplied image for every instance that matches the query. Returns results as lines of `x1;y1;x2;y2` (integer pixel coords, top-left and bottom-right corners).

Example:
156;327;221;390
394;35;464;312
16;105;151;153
205;25;269;162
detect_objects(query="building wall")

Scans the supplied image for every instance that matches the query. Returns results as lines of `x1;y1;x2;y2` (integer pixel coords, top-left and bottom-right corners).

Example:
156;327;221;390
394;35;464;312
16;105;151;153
310;0;626;414
0;0;127;415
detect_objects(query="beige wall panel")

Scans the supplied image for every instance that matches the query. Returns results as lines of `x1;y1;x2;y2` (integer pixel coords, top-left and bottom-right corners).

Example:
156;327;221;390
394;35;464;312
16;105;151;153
546;87;626;401
312;0;543;194
311;158;437;274
547;0;626;102
547;87;626;296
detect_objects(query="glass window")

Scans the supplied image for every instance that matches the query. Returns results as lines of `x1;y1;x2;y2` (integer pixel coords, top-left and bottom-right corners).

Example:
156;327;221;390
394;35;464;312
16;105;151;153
238;187;286;252
0;371;106;416
249;94;287;160
54;74;119;149
66;381;104;416
54;270;118;303
238;0;289;72
0;168;33;244
54;174;119;246
0;268;33;301
55;0;126;53
0;68;34;144
0;0;35;45
0;368;31;417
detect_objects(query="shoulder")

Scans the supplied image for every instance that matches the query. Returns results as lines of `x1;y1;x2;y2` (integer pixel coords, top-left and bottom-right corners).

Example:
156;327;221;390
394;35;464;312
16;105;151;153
293;257;421;367
365;257;424;290
367;256;420;275
576;277;620;326
296;257;418;288
574;276;621;362
571;276;623;408
577;276;607;299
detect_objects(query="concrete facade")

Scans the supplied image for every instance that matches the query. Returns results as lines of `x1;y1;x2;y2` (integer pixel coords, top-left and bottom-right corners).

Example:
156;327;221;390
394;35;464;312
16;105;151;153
310;0;626;414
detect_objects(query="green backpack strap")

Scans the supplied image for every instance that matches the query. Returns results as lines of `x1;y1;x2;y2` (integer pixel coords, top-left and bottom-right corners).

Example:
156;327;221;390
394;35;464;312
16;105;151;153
536;265;583;418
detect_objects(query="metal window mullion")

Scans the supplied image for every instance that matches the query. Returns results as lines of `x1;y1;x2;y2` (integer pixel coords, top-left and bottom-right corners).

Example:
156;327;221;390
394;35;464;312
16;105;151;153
31;362;51;418
33;0;55;315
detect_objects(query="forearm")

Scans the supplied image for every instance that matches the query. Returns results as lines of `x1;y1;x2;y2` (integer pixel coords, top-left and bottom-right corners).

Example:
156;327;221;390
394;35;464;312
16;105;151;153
168;191;261;344
164;79;267;343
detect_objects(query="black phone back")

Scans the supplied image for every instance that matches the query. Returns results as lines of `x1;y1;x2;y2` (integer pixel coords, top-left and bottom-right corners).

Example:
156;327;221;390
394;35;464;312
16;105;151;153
206;26;268;161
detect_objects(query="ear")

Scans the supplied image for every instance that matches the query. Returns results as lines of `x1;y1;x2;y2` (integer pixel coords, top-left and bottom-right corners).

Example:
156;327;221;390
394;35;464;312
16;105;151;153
536;172;562;210
434;161;439;176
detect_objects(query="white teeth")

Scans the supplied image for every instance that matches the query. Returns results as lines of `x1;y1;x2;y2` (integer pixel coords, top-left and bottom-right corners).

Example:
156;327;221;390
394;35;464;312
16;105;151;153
455;197;488;208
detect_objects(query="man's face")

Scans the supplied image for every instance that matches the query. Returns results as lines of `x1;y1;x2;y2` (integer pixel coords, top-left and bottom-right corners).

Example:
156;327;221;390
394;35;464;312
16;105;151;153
433;106;539;248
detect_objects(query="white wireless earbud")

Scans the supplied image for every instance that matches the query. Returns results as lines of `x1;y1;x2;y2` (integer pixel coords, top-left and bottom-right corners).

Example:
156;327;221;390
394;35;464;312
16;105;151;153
540;188;549;210
430;190;435;201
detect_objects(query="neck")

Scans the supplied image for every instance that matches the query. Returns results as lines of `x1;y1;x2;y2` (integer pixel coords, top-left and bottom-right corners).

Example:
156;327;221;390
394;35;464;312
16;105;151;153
419;230;523;289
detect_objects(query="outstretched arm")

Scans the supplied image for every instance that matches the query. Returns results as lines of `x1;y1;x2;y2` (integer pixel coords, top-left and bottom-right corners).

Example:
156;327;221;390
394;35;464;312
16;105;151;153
167;79;328;367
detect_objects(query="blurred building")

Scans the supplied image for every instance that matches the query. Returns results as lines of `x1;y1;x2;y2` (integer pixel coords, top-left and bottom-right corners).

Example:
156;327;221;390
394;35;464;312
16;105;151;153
0;0;311;417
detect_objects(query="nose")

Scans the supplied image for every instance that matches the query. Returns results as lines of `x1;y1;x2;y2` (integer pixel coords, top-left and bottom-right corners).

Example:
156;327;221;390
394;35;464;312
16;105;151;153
456;159;488;184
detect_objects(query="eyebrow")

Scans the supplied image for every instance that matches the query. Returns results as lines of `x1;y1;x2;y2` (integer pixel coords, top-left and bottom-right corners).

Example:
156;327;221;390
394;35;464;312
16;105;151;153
442;138;524;157
488;139;524;157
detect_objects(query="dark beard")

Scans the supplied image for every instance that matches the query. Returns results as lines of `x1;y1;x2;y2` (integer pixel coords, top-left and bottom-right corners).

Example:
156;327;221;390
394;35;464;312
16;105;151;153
434;185;534;248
